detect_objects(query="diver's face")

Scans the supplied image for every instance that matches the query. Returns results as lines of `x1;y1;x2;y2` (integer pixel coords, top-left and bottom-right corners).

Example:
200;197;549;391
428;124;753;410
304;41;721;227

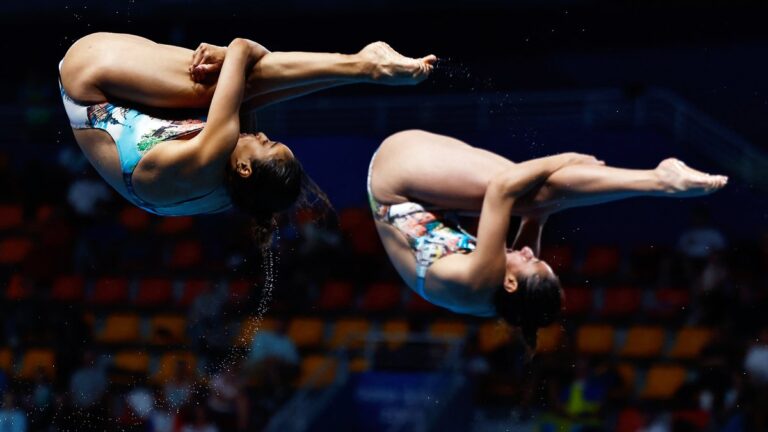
231;132;294;177
504;246;555;290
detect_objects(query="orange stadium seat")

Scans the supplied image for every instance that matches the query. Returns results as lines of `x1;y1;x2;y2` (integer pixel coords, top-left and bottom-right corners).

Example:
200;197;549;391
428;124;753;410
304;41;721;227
317;280;355;311
616;362;637;389
640;364;687;399
17;349;55;380
150;315;187;344
297;355;337;388
600;286;643;317
429;320;468;341
668;327;714;360
0;237;33;265
563;286;593;317
536;324;565;353
90;277;130;305
360;282;402;312
156;216;194;235
477;321;513;353
581;245;621;277
51;275;85;302
0;205;23;230
235;317;278;347
96;314;142;344
381;319;410;349
349;357;370;373
0;348;13;372
178;279;212;306
329;318;370;349
152;352;197;384
620;326;666;358
113;351;150;374
135;278;174;307
576;324;615;355
287;318;325;349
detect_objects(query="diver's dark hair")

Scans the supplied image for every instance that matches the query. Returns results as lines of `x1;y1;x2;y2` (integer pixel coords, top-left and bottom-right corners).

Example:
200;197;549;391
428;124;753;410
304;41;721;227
224;156;330;248
493;273;564;351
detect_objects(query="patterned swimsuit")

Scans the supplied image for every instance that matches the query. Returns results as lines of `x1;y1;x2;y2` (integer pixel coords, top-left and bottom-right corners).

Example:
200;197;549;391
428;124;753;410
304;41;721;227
367;151;476;301
58;61;231;216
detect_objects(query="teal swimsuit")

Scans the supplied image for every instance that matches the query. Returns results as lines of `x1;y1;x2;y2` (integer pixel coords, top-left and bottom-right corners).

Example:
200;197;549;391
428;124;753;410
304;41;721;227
59;61;231;216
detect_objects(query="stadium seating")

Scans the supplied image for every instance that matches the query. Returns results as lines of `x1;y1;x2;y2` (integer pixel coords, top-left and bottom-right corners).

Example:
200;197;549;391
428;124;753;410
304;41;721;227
287;318;325;349
576;324;615;355
619;326;666;359
640;364;687;399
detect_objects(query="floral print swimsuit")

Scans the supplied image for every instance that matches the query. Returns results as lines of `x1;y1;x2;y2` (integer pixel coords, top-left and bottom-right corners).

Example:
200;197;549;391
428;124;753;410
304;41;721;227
367;151;477;301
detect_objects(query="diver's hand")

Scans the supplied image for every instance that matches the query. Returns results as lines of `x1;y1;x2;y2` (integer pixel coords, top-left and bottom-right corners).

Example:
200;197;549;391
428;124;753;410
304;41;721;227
358;41;437;85
190;40;270;83
190;42;227;83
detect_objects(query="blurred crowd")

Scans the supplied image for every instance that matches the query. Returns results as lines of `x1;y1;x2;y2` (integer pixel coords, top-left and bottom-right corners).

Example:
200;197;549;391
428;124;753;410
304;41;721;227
0;75;766;432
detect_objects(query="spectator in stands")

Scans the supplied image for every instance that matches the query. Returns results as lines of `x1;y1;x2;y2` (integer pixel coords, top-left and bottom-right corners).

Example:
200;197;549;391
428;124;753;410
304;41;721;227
28;367;53;427
188;283;228;355
744;329;768;385
163;360;194;410
677;206;727;260
207;364;249;432
180;402;219;432
66;172;112;219
0;392;27;432
246;326;299;428
0;369;7;401
69;351;108;409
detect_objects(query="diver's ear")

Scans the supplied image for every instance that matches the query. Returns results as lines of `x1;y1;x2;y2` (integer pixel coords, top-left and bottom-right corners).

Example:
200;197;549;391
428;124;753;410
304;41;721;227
503;274;518;293
236;161;252;178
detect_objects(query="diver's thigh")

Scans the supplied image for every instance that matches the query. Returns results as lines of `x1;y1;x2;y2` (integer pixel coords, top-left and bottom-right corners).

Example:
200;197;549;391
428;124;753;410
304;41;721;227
62;32;214;108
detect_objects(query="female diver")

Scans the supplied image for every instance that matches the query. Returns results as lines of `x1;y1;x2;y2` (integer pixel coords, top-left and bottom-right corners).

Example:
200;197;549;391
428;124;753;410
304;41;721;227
369;130;728;348
59;33;435;243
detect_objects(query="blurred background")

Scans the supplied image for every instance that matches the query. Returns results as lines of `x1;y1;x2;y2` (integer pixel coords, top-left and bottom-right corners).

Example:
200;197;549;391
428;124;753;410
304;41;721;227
1;1;767;431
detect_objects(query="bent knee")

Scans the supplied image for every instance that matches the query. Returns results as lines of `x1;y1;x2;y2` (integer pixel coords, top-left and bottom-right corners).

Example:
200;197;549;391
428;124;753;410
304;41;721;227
61;34;122;101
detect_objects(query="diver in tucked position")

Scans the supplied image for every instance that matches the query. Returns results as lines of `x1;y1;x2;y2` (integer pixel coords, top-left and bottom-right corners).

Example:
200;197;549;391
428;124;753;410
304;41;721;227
59;33;435;243
369;130;728;348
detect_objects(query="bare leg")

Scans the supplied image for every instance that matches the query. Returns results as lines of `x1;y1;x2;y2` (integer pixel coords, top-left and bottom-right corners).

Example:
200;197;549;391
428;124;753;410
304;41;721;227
60;33;433;109
515;158;728;216
372;131;727;215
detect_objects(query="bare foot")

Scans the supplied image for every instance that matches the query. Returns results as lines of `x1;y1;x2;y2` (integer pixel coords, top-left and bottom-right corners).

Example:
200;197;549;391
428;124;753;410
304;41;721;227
655;158;728;196
189;43;226;83
358;42;437;85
